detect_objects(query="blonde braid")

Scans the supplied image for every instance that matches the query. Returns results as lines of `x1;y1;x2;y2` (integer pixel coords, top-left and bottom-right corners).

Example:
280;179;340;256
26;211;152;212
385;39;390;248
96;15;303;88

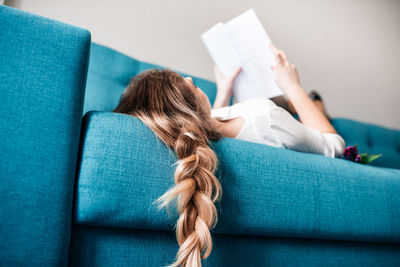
154;130;222;267
113;69;223;267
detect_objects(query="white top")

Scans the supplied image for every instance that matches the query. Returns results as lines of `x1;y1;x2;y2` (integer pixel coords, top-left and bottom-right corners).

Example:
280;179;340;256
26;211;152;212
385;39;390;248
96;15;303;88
211;98;345;158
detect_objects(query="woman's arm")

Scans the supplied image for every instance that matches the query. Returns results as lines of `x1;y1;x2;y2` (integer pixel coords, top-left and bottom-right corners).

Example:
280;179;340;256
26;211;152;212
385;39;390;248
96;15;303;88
270;44;337;134
213;66;242;109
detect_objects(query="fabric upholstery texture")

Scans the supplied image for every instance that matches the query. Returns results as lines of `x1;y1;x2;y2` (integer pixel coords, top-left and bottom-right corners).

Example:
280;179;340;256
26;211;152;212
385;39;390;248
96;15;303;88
85;43;400;170
2;6;400;266
0;6;91;266
83;43;218;114
75;111;400;244
69;226;400;266
332;119;400;169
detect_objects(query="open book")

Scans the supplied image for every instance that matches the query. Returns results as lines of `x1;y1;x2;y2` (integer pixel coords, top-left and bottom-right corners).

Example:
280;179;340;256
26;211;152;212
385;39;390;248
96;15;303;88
201;9;283;103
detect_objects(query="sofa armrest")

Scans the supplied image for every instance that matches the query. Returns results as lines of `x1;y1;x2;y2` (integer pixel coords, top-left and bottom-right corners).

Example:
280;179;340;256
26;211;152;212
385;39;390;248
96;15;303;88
0;6;90;266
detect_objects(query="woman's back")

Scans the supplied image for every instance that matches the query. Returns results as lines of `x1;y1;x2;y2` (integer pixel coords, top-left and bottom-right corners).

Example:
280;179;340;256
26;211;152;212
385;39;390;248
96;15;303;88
212;98;345;158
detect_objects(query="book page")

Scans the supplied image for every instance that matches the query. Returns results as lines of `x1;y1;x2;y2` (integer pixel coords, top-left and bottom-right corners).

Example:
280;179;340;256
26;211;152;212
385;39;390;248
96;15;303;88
202;9;284;102
200;23;241;76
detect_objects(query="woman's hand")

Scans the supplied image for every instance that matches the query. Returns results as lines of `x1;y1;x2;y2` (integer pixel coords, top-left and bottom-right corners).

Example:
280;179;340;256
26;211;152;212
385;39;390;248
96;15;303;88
213;66;242;109
269;44;337;134
270;44;300;93
214;66;242;98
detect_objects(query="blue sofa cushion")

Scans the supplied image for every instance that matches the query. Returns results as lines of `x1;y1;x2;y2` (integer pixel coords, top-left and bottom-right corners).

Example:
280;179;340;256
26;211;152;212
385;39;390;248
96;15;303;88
332;119;400;169
83;43;218;114
85;43;400;169
74;111;400;244
0;6;90;266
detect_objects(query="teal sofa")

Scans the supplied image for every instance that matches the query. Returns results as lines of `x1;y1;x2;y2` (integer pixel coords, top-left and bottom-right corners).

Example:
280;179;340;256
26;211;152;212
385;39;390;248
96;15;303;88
1;6;400;266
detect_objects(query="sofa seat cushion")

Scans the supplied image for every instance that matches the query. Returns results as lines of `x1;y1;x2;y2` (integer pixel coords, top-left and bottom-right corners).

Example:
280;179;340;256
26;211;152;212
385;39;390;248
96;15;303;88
74;111;400;244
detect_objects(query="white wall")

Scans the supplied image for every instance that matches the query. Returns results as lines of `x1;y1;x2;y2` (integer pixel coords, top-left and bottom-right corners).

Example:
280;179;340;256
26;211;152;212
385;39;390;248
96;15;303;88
7;0;400;129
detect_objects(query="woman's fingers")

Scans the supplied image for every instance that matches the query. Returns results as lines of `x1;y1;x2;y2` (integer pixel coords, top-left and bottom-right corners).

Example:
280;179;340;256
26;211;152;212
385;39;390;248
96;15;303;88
278;53;286;65
230;66;242;80
270;44;284;65
270;43;289;65
278;49;288;62
214;65;221;77
269;43;279;55
214;65;242;82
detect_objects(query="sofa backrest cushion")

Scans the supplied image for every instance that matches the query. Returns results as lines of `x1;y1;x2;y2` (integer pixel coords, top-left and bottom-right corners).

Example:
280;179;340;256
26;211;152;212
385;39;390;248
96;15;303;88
332;119;400;169
74;111;400;245
0;6;90;266
84;43;400;170
83;43;218;114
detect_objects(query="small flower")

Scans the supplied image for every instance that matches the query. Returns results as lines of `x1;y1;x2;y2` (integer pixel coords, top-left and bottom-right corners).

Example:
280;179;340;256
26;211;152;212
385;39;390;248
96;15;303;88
343;144;382;164
344;145;358;161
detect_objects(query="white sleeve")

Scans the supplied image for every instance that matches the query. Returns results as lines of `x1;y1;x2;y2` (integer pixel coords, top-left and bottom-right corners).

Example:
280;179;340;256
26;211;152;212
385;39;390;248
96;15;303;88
268;106;346;158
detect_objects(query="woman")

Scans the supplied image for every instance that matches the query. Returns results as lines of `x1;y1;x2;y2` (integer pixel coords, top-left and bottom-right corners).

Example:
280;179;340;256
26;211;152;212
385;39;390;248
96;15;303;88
210;44;344;158
113;44;345;267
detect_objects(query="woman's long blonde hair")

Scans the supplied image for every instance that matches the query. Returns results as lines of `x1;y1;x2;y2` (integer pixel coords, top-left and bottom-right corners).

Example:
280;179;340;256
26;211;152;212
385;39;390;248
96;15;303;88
113;69;223;267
